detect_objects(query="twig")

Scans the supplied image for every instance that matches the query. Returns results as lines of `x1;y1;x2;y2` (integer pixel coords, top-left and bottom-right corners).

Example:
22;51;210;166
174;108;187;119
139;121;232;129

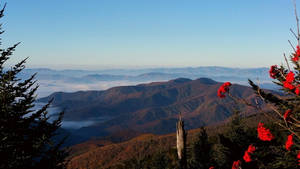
290;28;298;40
262;111;279;124
277;121;300;140
268;104;284;119
288;40;296;52
294;0;300;45
290;116;300;123
290;121;300;128
255;81;300;139
228;93;258;109
284;53;291;71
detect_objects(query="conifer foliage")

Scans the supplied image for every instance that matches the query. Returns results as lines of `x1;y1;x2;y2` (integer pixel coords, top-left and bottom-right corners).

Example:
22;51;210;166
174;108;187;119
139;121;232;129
216;2;300;168
0;4;67;169
188;127;212;169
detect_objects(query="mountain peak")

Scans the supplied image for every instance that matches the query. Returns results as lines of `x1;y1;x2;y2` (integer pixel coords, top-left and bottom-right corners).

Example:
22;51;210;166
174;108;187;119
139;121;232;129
195;78;218;85
170;78;192;83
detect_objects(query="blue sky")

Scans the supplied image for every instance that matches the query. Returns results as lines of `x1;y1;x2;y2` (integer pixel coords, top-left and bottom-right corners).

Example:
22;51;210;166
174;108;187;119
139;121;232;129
1;0;298;69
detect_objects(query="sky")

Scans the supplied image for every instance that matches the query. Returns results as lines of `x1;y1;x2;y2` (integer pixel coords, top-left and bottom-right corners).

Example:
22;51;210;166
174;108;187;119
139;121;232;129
1;0;298;69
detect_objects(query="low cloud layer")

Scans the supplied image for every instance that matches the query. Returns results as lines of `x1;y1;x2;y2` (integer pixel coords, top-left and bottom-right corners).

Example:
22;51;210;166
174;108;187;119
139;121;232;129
36;80;153;98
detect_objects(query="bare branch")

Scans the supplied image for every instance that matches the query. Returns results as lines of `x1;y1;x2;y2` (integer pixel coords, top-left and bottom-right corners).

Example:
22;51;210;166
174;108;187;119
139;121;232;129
288;40;296;52
277;122;300;140
294;0;300;45
290;28;298;40
284;53;291;71
228;92;258;109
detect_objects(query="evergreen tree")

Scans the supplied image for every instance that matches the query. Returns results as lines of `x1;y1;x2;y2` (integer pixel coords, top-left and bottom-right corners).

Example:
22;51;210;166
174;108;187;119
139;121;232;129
0;4;68;169
216;8;300;164
188;127;212;169
243;4;300;166
116;149;179;169
207;114;257;169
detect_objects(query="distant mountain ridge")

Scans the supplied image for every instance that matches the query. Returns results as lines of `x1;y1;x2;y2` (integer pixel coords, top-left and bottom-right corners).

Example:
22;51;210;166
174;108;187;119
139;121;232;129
17;66;275;97
39;77;266;140
21;66;269;76
20;66;270;82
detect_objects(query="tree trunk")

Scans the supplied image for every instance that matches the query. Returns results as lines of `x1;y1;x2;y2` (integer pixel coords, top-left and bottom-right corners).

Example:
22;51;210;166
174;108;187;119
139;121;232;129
176;114;187;169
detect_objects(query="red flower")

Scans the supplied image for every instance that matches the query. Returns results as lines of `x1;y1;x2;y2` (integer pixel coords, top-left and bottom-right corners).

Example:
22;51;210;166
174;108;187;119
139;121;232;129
294;84;300;95
283;81;295;90
285;134;294;151
296;86;300;95
243;144;256;162
257;122;274;141
209;167;214;169
283;72;295;90
217;90;226;98
293;45;300;62
247;144;256;153
231;160;241;169
269;65;278;79
293;55;299;62
217;82;232;98
284;109;292;120
243;152;251;162
286;72;295;83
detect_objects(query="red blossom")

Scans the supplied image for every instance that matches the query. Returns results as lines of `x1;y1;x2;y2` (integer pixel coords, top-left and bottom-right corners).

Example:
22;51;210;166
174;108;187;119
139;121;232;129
295;84;300;95
293;55;299;62
247;144;256;153
243;144;256;162
282;72;295;90
283;81;295;90
217;90;226;98
293;45;300;62
284;109;292;120
257;122;274;141
286;72;295;83
209;167;214;169
269;65;278;79
243;152;251;162
231;160;241;169
296;86;300;95
285;134;294;151
217;82;232;98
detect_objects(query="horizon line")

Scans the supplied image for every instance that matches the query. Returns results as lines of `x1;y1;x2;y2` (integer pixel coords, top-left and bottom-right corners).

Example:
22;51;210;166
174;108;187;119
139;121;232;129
22;65;269;71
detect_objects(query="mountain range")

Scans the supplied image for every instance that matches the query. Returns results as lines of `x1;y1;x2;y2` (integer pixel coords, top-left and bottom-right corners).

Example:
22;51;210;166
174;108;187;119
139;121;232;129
18;66;274;97
39;77;268;143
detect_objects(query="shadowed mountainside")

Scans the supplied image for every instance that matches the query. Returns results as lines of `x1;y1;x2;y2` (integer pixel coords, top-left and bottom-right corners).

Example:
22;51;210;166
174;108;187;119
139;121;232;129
39;78;267;140
67;114;269;169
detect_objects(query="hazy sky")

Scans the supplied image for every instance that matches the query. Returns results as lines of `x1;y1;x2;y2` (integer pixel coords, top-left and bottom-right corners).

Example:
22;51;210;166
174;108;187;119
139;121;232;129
1;0;298;69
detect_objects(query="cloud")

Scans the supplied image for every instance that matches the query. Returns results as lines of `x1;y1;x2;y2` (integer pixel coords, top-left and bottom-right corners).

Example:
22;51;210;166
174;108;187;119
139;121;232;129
36;80;151;98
